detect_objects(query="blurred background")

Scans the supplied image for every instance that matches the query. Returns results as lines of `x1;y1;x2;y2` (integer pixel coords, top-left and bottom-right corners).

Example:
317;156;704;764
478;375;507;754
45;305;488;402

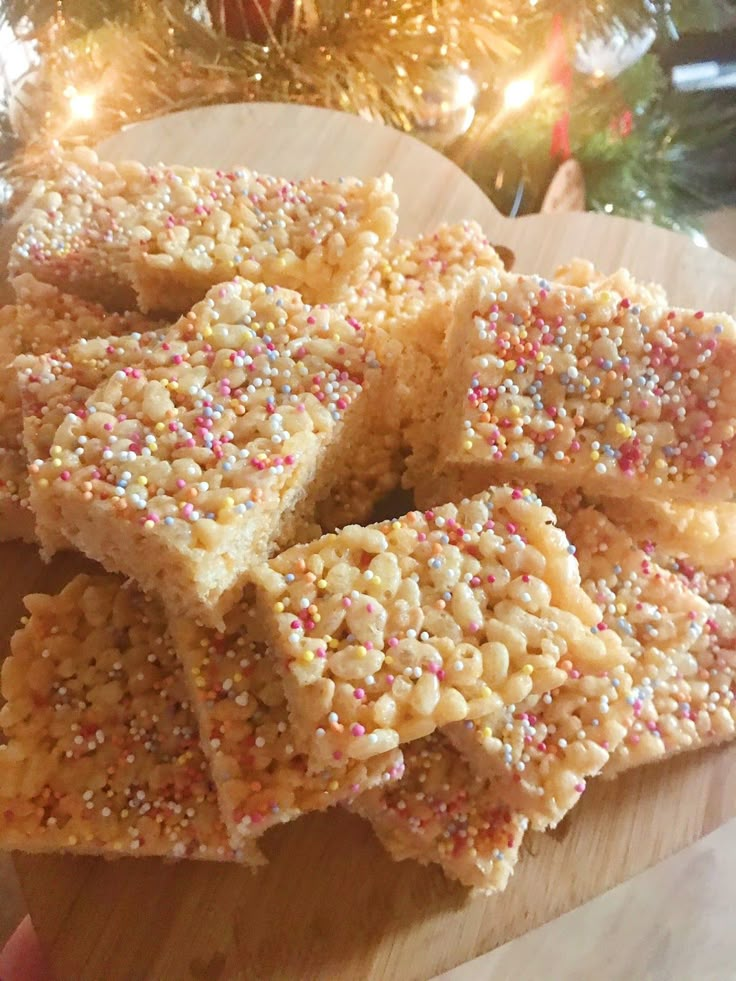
0;0;735;242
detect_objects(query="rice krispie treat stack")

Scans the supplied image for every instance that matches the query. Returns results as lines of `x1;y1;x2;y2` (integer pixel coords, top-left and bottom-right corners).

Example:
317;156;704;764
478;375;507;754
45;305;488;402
254;489;628;778
411;268;736;503
11;147;399;313
24;278;396;626
169;601;403;844
0;574;259;864
351;732;527;894
0;274;159;541
561;504;736;776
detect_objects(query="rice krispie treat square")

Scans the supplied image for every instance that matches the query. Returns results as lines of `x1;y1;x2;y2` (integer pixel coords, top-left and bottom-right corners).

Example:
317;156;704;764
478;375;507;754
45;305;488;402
24;279;394;626
351;732;526;894
436;270;736;502
562;505;736;776
255;488;626;774
0;274;160;541
169;599;403;844
0;574;260;864
10;147;399;313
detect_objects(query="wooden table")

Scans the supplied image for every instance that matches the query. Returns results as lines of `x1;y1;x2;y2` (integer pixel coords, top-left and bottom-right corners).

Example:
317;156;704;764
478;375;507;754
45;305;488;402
6;103;736;981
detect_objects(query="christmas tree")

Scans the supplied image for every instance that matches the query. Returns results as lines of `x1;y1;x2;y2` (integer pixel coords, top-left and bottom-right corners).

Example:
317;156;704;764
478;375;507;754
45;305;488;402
1;0;735;232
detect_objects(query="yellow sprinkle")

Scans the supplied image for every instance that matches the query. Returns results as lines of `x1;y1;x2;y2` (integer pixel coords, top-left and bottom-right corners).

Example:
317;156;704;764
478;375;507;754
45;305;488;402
521;664;534;675
328;780;339;792
463;440;473;451
510;405;520;416
138;476;148;485
39;478;48;488
482;726;493;740
357;646;367;658
51;445;62;456
155;422;165;432
302;651;315;663
590;451;600;461
233;673;243;683
505;360;517;371
655;459;667;469
273;602;284;613
144;519;155;529
52;458;62;468
317;579;327;589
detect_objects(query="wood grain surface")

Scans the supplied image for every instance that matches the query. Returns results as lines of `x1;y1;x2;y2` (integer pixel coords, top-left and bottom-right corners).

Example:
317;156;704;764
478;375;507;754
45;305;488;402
6;102;736;981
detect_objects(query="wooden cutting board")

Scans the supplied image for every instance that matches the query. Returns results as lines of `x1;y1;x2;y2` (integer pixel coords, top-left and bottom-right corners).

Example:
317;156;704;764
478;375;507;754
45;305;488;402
6;103;736;981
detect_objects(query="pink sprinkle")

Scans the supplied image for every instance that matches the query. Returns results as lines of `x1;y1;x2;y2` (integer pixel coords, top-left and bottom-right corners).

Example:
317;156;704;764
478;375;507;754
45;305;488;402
342;597;352;608
574;782;586;793
354;688;365;700
351;724;365;737
468;622;480;633
332;751;343;761
60;471;70;481
388;637;399;648
176;479;186;489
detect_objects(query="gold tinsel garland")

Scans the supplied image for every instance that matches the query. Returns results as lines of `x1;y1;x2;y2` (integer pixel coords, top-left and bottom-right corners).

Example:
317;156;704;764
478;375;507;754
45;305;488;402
6;0;521;190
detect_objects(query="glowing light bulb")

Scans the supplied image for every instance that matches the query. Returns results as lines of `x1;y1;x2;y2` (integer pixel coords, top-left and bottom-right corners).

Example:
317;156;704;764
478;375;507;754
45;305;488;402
68;90;96;121
503;77;534;111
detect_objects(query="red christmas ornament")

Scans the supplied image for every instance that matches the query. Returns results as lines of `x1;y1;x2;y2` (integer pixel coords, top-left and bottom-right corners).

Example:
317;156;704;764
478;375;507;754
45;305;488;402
547;15;573;161
208;0;293;41
612;109;634;138
548;13;573;93
550;112;572;160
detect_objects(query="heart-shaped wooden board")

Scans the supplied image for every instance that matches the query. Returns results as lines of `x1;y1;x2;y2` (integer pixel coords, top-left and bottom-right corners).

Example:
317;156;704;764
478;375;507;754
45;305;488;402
6;103;736;981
